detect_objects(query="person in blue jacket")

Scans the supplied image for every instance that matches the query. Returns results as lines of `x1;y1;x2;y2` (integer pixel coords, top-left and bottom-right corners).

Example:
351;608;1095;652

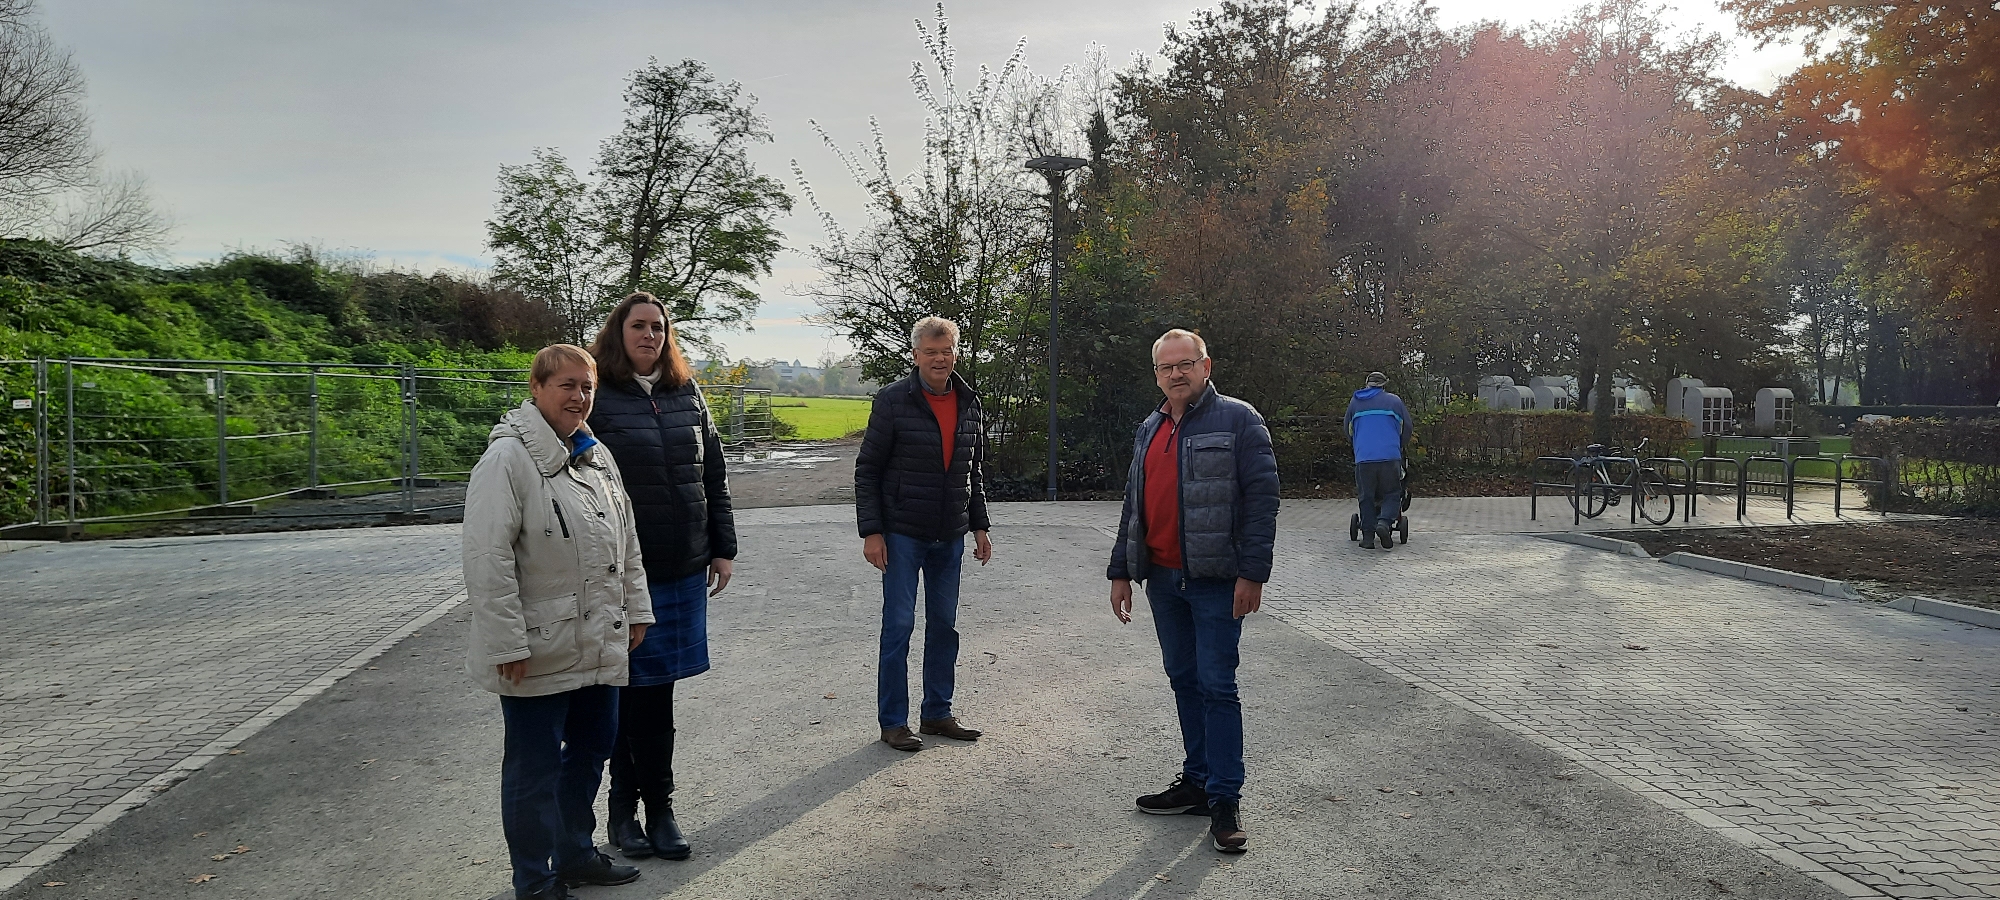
1344;372;1411;550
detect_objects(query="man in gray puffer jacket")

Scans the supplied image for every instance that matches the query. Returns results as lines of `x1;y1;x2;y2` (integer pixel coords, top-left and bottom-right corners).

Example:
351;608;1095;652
1107;329;1279;855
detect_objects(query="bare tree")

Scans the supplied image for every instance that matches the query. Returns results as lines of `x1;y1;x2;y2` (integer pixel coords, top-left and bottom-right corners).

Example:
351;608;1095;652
0;0;169;256
22;170;169;254
0;0;94;200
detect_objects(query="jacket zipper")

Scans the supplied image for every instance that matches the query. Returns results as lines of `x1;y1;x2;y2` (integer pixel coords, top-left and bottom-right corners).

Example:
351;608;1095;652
1176;391;1207;577
551;498;571;539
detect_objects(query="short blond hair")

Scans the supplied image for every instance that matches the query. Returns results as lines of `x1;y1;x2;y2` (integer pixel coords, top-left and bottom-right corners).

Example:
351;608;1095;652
1152;328;1208;361
911;316;961;350
531;343;597;385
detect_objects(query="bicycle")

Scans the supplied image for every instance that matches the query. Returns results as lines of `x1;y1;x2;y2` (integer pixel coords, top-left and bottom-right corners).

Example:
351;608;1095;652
1568;437;1676;525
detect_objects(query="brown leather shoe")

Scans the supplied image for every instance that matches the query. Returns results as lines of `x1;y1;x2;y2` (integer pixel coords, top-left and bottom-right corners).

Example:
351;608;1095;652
919;717;982;741
880;725;923;751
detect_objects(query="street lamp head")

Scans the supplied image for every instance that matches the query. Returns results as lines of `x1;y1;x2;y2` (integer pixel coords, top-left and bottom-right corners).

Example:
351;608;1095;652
1025;155;1090;174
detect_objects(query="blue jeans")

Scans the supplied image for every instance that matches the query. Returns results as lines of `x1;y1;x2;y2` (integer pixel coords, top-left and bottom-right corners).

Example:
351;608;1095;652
878;532;964;728
1146;570;1245;802
1356;460;1403;531
499;685;618;896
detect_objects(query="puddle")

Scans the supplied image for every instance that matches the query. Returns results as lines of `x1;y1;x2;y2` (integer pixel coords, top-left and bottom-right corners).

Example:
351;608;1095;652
726;446;842;469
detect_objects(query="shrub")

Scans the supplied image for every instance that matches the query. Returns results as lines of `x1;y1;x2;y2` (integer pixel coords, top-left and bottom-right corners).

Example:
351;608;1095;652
1424;411;1691;467
1852;417;2000;516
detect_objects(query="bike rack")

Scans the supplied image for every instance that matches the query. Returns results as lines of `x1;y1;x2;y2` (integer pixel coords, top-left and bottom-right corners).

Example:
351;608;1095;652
1785;454;1846;519
1687;456;1743;520
1833;454;1891;517
1605;456;1643;524
1529;456;1582;526
1739;455;1792;519
1643;457;1694;523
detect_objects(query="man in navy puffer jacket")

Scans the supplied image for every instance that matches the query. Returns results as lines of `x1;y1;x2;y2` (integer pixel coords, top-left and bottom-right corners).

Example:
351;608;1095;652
1107;329;1279;855
1344;371;1411;550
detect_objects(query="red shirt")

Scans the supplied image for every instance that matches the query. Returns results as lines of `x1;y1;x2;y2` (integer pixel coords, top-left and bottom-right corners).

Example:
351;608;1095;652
1143;413;1183;570
925;387;958;470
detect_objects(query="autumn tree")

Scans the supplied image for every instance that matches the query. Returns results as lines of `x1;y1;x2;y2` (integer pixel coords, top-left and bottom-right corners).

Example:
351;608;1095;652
1727;0;1999;401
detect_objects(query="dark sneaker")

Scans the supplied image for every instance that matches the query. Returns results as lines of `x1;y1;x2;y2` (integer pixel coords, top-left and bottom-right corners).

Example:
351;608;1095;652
881;725;923;751
920;717;983;741
517;883;578;900
1376;524;1394;550
1210;798;1248;853
1359;531;1376;549
560;850;641;887
1136;773;1210;816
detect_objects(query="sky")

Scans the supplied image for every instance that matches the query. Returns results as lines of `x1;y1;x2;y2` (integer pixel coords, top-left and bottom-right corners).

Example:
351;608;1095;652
41;0;1804;365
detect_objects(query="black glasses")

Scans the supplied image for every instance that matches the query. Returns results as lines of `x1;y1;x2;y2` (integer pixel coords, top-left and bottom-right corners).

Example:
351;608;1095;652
1152;357;1206;377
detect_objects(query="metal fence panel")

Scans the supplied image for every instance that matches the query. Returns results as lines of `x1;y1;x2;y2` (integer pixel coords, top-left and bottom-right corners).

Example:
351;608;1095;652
0;360;43;529
702;384;775;445
0;359;785;532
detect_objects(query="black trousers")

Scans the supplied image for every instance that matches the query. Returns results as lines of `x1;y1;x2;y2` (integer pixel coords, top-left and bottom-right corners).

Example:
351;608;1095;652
607;682;676;819
1356;460;1404;531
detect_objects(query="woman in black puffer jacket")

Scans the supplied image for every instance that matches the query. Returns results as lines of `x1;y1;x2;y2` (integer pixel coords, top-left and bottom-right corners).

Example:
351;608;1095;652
585;292;737;862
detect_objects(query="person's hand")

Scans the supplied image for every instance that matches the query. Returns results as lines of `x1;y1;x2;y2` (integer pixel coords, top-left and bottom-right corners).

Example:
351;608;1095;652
973;530;992;565
708;558;733;596
1233;578;1263;619
1110;578;1133;624
497;660;527;686
863;534;887;572
628;622;648;651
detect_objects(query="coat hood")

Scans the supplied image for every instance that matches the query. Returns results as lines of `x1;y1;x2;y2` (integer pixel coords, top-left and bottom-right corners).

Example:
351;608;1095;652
490;400;599;478
1353;386;1384;400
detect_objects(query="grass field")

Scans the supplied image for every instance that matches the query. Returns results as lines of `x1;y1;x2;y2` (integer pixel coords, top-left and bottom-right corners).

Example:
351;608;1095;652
771;396;873;440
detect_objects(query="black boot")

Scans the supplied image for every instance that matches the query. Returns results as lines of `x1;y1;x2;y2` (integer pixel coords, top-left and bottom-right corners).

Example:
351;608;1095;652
648;801;691;860
608;816;651;859
606;746;652;858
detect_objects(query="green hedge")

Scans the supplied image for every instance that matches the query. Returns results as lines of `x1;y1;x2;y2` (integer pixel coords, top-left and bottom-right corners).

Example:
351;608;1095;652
1852;417;2000;516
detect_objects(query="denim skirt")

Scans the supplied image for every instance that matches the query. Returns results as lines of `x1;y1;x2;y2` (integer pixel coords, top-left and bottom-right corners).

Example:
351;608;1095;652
628;571;710;686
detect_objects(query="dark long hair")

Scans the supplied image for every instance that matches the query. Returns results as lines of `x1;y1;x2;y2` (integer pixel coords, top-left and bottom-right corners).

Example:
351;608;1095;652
590;292;694;390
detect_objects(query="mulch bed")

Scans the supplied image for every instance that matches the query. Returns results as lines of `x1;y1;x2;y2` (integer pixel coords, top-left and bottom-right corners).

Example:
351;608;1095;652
1603;519;2000;610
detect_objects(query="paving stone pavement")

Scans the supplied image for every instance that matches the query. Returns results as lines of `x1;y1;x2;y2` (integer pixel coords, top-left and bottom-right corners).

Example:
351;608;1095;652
0;496;1981;897
0;526;464;886
1262;528;2000;900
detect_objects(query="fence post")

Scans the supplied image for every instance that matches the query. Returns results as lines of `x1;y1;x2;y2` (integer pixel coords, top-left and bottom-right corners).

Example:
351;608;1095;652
307;368;319;488
33;358;47;526
215;368;229;505
732;387;746;441
400;366;416;514
64;360;75;523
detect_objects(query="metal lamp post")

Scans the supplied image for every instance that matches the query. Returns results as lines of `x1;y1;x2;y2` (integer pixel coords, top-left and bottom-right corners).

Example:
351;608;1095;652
1025;155;1090;502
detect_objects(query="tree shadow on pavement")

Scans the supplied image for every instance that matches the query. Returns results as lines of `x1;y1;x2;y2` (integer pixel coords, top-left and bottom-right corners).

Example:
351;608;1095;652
488;742;902;900
1078;818;1221;900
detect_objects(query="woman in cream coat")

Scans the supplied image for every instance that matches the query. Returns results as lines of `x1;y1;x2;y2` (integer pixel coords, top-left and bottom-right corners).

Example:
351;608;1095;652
464;344;652;900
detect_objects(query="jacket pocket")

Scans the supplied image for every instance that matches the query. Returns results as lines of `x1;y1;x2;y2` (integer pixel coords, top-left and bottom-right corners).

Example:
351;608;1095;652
522;594;581;677
1189;432;1236;480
